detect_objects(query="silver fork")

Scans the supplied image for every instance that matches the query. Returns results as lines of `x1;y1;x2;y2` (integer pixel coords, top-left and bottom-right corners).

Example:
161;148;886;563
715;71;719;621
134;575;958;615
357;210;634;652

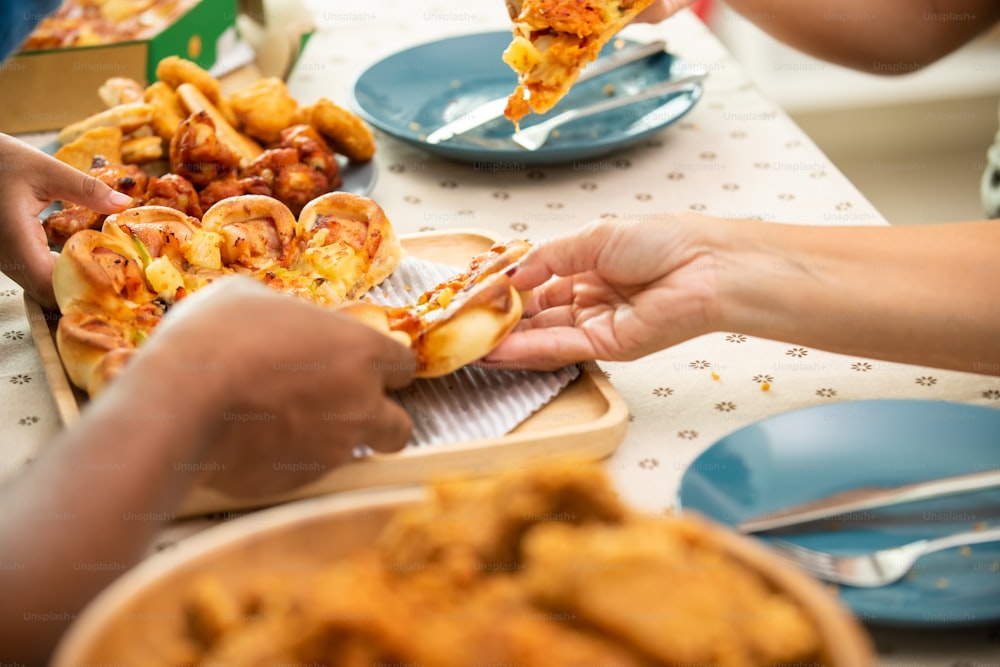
511;72;706;151
769;526;1000;587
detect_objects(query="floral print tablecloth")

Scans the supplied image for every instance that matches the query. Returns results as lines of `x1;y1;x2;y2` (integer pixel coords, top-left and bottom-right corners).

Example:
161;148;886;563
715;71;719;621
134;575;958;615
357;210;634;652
2;3;998;663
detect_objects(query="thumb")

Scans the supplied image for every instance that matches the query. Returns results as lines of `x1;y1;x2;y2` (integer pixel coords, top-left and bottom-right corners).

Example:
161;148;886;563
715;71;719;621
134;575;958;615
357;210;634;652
35;158;133;214
511;221;617;291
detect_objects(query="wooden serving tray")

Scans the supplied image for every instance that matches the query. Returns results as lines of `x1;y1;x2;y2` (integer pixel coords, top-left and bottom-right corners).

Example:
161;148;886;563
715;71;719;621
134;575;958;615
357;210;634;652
25;229;629;516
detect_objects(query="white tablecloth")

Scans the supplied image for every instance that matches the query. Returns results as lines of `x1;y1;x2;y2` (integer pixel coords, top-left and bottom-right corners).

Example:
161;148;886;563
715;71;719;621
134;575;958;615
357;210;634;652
2;3;998;663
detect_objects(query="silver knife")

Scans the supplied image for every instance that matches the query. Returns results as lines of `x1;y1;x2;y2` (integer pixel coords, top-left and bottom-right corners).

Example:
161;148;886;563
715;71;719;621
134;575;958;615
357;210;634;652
425;39;668;145
736;468;1000;533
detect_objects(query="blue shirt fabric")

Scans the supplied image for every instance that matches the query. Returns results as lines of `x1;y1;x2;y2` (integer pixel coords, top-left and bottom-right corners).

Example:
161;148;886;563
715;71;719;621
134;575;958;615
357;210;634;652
1;0;63;61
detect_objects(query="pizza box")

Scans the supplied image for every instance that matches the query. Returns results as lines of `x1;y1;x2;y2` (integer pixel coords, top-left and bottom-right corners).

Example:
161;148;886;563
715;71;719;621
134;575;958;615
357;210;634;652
0;0;238;134
24;229;630;517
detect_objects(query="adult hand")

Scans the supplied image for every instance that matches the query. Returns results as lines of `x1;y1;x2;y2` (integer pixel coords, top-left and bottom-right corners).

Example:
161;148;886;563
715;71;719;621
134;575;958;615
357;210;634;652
0;134;132;309
128;277;416;497
486;214;723;370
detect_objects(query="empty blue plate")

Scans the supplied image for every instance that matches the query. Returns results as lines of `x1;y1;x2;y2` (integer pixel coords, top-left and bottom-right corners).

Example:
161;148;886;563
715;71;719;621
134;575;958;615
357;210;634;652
350;31;703;165
677;399;1000;626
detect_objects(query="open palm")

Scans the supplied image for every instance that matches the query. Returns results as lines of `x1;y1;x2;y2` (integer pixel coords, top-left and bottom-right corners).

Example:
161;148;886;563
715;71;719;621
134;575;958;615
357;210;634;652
488;215;721;370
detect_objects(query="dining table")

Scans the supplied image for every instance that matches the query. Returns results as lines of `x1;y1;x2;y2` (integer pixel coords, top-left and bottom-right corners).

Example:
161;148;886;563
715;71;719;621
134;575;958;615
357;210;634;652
3;1;1000;664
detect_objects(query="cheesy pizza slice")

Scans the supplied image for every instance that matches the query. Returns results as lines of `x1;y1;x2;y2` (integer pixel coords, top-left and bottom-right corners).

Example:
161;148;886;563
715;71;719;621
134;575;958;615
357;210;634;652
503;0;655;124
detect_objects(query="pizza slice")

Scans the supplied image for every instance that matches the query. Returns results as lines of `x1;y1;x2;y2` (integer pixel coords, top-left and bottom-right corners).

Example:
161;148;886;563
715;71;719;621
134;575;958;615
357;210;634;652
339;239;531;378
503;0;655;124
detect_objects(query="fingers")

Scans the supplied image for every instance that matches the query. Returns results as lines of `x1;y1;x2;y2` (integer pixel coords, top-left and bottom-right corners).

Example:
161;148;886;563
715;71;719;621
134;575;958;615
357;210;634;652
485;327;596;370
363;398;414;454
518;304;578;330
19;252;58;311
511;221;617;291
522;275;577;316
338;309;417;390
29;148;132;213
0;208;59;309
39;165;132;213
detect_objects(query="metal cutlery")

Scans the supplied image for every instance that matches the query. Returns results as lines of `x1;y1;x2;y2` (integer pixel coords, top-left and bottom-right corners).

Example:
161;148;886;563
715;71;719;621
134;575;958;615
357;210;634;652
769;526;1000;587
510;73;705;151
424;39;669;145
737;468;1000;534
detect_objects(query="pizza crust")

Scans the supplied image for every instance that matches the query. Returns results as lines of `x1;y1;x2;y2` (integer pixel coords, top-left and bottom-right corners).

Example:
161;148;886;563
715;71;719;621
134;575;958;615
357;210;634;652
410;278;524;378
56;312;137;397
299;192;404;300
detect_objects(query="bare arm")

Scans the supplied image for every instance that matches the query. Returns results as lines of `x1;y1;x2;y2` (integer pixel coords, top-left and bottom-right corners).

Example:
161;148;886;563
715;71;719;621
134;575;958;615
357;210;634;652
721;0;1000;73
713;219;1000;373
0;279;414;665
487;215;1000;376
0;351;213;666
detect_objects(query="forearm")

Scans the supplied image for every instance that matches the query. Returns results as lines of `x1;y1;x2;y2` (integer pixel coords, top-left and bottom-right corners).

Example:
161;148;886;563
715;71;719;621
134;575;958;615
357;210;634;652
721;0;1000;73
0;350;222;665
714;220;1000;375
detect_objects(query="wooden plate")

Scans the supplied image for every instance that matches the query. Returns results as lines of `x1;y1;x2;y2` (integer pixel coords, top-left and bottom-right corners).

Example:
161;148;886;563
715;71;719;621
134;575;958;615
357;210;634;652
24;229;629;516
52;485;877;666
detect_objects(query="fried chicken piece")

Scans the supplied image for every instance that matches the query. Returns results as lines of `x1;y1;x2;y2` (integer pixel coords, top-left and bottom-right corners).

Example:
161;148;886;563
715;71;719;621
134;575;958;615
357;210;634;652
387;572;652;667
189;552;649;667
228;77;299;144
192;555;416;665
43;204;101;247
198;174;272;211
43;157;148;246
141;173;203;218
169;111;241;188
279;123;341;189
298;97;376;162
156;55;223;107
243;147;328;216
53;126;123;172
121;135;164;164
90;157;149;200
143;81;187;142
521;518;822;667
377;463;628;582
157;56;241;129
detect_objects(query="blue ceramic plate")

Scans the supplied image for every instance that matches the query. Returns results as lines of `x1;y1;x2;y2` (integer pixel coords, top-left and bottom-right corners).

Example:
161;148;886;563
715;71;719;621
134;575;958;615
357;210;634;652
677;399;1000;626
350;31;703;165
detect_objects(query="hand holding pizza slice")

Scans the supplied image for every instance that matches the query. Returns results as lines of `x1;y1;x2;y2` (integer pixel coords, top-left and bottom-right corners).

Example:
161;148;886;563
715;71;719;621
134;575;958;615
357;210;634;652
339;239;530;377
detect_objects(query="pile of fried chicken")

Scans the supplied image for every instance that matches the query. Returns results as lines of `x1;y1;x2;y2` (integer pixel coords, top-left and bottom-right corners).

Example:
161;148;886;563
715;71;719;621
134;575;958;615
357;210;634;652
170;464;825;667
43;56;374;246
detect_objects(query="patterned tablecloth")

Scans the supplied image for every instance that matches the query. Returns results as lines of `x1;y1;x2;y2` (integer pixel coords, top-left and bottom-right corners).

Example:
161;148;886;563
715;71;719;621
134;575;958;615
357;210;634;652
2;2;999;663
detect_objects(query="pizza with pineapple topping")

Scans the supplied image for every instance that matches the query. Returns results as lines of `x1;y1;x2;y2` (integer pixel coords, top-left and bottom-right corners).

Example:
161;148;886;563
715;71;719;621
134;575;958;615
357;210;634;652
52;192;530;396
503;0;655;124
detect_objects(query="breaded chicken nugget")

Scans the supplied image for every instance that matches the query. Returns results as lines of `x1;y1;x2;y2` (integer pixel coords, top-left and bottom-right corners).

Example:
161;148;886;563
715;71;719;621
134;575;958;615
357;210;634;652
156;55;240;127
53;126;123;172
143;81;187;142
122;135;164;164
228;77;299;145
300;97;376;162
